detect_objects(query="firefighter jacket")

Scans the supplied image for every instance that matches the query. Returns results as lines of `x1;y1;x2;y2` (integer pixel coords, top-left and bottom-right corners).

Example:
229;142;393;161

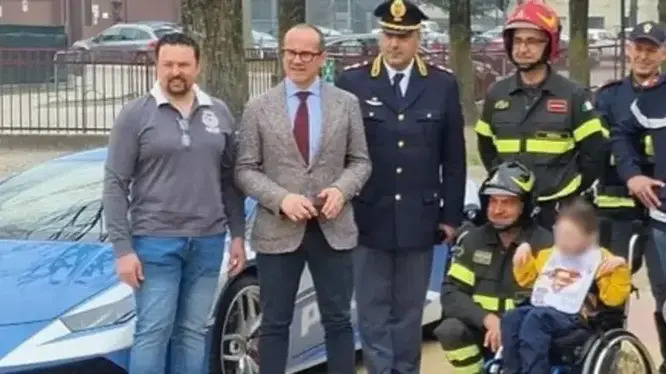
441;222;553;329
475;69;607;203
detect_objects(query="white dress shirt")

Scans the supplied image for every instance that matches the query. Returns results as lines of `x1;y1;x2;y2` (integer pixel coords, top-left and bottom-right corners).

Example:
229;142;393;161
383;59;414;97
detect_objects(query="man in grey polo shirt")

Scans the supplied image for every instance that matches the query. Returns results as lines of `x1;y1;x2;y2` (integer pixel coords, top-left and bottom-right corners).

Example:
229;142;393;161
103;33;246;374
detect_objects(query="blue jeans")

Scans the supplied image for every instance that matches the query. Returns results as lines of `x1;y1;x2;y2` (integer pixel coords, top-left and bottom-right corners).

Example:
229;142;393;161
128;233;226;374
501;305;581;374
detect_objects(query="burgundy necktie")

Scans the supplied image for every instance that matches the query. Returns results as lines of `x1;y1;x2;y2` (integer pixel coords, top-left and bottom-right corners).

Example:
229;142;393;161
294;91;310;163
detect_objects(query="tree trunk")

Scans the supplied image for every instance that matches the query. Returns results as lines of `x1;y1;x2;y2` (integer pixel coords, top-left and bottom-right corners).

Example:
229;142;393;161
449;0;478;125
660;0;666;71
182;0;248;120
277;0;307;80
568;0;590;86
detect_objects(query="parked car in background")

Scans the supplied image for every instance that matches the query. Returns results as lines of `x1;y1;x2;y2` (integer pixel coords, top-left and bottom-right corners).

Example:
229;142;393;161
588;28;620;59
325;33;500;100
71;22;180;53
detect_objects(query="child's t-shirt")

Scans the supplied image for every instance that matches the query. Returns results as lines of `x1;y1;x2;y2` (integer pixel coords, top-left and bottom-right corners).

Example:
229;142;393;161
513;246;632;313
530;247;602;314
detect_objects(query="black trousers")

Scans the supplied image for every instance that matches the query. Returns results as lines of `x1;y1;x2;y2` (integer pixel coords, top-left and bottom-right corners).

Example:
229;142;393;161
256;221;355;374
353;245;433;374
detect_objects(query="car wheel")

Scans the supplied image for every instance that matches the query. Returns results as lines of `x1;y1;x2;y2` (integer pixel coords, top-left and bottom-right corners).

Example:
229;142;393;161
209;275;261;374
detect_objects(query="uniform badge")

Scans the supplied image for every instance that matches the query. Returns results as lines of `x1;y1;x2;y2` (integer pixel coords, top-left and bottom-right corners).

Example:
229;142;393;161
202;110;220;134
494;100;510;110
546;99;568;113
390;0;406;22
644;22;653;33
472;250;493;265
582;100;594;112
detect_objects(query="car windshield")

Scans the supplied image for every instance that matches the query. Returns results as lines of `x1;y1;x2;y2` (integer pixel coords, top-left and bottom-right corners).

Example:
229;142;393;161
0;160;104;242
154;27;179;38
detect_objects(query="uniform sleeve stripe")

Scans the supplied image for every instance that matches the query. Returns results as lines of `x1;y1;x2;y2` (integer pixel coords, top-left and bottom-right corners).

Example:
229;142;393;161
631;100;666;129
573;118;605;141
448;262;475;286
474;120;493;137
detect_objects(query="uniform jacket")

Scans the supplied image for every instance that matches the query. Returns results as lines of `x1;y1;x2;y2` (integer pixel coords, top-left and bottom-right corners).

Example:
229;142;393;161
475;69;607;202
611;74;666;228
515;246;631;311
441;222;553;329
234;81;372;254
594;76;654;216
335;55;466;251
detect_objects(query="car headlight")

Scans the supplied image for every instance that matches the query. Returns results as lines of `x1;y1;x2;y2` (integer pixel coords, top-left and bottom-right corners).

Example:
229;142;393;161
60;284;135;332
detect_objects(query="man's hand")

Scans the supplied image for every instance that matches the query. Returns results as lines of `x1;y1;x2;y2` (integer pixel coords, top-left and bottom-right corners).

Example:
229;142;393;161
628;175;664;210
438;223;456;244
513;242;532;267
228;237;246;277
483;313;502;353
598;255;626;277
280;193;318;221
318;187;345;219
116;253;144;289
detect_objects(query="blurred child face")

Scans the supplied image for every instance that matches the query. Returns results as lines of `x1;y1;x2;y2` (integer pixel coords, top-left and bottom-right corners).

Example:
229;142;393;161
553;217;596;256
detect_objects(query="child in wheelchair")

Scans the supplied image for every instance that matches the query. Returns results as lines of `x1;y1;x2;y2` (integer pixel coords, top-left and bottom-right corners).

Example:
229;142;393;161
500;197;632;374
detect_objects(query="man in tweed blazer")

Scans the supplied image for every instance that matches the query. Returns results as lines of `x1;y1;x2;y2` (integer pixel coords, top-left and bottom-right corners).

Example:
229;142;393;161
235;24;371;374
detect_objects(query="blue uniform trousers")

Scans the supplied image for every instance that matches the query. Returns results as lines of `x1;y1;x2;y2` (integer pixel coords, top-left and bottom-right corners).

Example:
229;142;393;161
501;305;582;374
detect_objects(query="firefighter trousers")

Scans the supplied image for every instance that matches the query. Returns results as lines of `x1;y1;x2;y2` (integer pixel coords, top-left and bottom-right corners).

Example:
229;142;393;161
433;318;486;373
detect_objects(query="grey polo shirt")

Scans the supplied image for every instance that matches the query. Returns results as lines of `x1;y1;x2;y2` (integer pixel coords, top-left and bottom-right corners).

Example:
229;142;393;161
103;83;245;257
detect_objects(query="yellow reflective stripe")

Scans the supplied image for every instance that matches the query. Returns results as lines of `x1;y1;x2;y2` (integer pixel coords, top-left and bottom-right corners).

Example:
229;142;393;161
645;135;654;156
505;299;516;311
475;120;493;137
444;344;481;362
595;195;635;208
473;294;499;311
525;138;575;154
537;174;582;202
452;359;484;374
448;263;475;286
494;139;521;153
573;118;605;141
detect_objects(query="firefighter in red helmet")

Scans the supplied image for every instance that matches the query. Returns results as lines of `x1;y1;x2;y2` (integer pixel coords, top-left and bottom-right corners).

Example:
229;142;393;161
474;0;607;230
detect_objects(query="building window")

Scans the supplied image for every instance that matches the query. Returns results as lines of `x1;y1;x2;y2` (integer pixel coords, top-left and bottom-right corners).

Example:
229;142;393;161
589;16;604;29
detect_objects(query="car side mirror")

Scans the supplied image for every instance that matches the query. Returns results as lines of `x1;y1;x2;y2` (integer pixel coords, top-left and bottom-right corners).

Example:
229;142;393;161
92;36;101;43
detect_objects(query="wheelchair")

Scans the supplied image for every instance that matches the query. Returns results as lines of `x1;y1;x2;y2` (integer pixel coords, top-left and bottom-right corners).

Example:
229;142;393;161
483;232;657;374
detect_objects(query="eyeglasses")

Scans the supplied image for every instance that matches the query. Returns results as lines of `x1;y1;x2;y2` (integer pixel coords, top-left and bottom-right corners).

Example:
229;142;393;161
513;37;549;48
177;118;191;148
283;48;322;63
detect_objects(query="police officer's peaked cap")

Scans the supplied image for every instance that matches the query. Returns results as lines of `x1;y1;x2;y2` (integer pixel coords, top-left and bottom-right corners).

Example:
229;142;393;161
374;0;429;35
630;21;666;45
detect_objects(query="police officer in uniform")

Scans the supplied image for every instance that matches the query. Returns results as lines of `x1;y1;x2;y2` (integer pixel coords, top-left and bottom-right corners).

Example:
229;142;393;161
474;0;606;229
335;0;466;372
594;22;666;371
435;161;553;373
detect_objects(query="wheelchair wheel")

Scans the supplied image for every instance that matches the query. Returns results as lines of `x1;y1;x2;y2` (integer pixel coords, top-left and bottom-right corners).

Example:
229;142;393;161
580;329;656;374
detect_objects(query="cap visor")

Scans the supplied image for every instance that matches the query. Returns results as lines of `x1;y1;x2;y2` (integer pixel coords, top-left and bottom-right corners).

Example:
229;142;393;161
505;21;541;31
381;27;413;36
630;35;662;45
481;187;518;196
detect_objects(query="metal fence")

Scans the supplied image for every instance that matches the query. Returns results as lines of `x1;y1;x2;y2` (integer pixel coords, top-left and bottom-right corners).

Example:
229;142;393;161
0;45;627;134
